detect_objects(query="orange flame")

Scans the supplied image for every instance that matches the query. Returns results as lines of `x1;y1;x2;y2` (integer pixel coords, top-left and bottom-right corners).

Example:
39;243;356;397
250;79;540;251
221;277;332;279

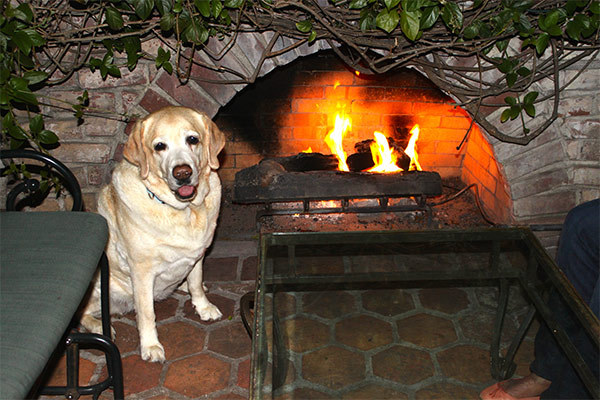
302;147;313;153
367;131;401;173
325;113;351;171
405;124;422;171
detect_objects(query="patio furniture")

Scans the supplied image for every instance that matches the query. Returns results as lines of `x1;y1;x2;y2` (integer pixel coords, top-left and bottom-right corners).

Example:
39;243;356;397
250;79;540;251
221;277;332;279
0;149;123;399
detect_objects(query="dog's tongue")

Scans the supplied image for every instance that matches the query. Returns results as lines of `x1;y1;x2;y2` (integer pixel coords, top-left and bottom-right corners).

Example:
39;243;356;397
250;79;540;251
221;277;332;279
177;185;195;198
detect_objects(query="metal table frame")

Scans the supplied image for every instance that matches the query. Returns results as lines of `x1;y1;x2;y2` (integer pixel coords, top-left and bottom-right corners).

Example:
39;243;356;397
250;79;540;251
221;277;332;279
249;227;599;399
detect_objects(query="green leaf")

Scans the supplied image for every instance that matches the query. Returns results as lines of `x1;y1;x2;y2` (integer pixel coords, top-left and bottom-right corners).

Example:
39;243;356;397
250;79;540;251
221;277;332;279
160;13;175;31
384;0;401;10
504;96;517;106
296;20;313;33
546;24;563;36
29;114;43;134
155;0;172;15
591;0;600;14
14;3;34;23
107;64;121;78
24;29;45;47
7;123;28;140
523;91;538;104
497;58;515;73
506;72;518;87
376;8;400;33
349;0;368;9
162;61;173;74
419;6;439;30
509;105;520;119
463;22;479;39
195;0;212;16
105;7;125;30
524;104;535;117
496;39;509;52
308;30;317;42
517;66;530;76
400;10;421;40
500;108;512;123
183;21;208;44
212;0;224;18
544;9;562;26
38;130;59;144
133;0;154;20
441;2;463;32
360;8;377;30
534;33;549;54
12;30;33;55
23;71;48;85
224;0;244;8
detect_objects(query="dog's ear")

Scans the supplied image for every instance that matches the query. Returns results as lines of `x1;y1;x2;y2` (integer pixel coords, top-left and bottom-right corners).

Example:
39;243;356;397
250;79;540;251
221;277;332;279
123;118;151;179
202;116;226;170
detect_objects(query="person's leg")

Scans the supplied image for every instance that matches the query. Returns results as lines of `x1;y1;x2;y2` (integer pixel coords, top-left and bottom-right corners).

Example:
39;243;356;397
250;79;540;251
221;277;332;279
481;199;599;399
535;199;599;399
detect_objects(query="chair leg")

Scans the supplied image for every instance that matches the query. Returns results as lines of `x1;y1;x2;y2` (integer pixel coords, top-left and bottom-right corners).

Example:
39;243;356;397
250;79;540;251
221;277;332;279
99;252;111;338
39;252;124;399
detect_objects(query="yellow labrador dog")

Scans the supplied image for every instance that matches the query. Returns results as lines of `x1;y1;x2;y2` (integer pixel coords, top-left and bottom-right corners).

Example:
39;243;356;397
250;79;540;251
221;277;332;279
81;106;226;362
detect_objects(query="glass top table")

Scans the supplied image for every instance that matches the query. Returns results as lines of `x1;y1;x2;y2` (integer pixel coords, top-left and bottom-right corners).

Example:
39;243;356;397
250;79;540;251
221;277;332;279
248;228;599;399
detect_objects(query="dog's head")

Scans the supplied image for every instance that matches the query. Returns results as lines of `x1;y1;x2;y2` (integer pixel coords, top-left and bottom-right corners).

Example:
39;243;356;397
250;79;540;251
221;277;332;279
123;106;225;203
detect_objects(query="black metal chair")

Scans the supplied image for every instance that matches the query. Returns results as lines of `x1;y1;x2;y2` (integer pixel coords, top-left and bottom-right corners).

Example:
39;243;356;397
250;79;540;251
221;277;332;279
0;149;124;399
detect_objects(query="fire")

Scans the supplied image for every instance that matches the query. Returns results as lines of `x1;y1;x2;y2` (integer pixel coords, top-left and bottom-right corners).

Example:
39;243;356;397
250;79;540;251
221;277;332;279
302;147;313;153
320;109;421;173
405;124;422;171
367;131;401;173
324;113;351;171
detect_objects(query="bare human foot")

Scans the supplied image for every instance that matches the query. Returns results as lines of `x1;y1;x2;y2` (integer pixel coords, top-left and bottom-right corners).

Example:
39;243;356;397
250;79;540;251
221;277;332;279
500;374;552;398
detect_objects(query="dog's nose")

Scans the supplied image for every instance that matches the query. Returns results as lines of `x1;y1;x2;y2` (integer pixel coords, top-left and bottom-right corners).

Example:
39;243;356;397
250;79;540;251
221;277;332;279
173;164;192;181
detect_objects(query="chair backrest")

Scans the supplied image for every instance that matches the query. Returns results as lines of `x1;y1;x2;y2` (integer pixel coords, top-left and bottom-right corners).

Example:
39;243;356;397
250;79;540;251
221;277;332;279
1;149;83;211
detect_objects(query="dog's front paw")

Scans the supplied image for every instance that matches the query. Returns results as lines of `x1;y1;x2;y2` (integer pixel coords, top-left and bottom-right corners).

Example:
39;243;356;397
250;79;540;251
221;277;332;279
140;342;165;363
196;302;223;321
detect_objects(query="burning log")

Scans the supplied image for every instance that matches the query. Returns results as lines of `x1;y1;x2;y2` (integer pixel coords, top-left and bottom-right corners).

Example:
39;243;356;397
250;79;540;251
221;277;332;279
270;152;338;172
348;138;411;172
233;158;442;203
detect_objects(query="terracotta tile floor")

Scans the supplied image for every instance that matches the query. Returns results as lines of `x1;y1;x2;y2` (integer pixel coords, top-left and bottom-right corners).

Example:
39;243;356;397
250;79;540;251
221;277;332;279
34;240;538;400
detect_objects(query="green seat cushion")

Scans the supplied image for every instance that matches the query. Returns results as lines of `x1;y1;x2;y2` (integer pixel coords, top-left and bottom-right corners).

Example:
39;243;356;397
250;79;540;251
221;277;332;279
0;212;108;399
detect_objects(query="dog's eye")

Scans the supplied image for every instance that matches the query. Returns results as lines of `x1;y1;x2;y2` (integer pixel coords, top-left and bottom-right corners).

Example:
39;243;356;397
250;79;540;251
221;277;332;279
186;136;199;146
154;142;167;152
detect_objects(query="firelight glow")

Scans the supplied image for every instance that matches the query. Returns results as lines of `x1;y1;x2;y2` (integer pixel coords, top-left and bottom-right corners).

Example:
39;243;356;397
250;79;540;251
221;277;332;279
324;113;351;171
367;131;402;173
405;124;422;171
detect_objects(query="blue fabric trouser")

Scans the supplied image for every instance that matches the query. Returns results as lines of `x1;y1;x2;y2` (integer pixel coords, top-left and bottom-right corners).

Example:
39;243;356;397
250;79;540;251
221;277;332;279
531;199;599;399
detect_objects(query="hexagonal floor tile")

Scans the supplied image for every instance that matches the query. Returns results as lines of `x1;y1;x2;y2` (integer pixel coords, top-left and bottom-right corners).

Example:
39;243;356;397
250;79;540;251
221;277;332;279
207;322;252;359
281;317;330;353
335;315;394;350
418;287;470;314
120;354;164;397
437;344;491;384
415;382;481;399
302;346;365;390
157;320;206;360
341;383;409;399
164;353;230;397
362;289;415;317
372;345;435;385
396;313;457;348
302;291;356;319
